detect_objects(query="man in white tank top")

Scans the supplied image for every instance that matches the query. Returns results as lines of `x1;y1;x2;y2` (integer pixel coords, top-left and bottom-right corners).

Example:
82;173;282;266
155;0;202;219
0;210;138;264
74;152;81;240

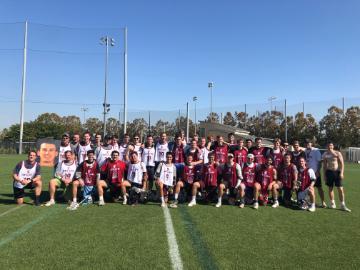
155;132;169;165
58;133;73;164
45;150;77;206
76;131;93;164
141;135;156;191
12;151;42;205
118;134;130;162
121;151;148;205
95;135;113;167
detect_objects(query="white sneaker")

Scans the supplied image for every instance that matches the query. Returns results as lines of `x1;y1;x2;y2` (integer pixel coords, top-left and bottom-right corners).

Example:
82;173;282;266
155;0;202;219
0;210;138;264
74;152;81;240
239;203;245;209
340;205;351;212
253;202;259;209
161;202;167;208
45;200;55;207
98;199;105;206
188;200;196;207
272;201;279;208
67;201;78;210
308;205;316;212
215;202;221;208
321;202;327;208
330;202;336;209
123;196;128;205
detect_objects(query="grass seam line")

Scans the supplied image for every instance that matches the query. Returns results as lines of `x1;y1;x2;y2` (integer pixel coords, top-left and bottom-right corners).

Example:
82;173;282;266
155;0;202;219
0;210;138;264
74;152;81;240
163;206;184;270
0;204;25;218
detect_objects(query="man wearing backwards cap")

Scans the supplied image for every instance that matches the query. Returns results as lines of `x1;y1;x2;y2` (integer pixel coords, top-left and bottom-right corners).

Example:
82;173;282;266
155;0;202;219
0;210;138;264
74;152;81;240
216;153;243;208
238;153;257;208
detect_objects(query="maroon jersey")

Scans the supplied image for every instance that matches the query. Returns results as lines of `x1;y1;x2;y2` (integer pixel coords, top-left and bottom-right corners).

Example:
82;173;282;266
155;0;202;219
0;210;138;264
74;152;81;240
242;164;256;187
256;165;275;191
187;148;201;162
278;164;297;189
172;144;185;164
291;151;306;168
271;150;284;169
202;163;218;187
221;163;238;188
251;147;266;164
234;148;247;168
101;160;126;184
182;165;195;184
214;145;228;164
298;168;312;191
80;161;99;186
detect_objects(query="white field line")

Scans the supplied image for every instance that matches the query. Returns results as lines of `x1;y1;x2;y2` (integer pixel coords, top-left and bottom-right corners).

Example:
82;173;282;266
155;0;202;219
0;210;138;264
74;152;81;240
0;204;25;218
162;206;184;270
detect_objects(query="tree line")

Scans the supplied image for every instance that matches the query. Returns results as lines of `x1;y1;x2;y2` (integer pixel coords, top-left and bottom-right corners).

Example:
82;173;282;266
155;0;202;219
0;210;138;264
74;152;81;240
0;105;359;149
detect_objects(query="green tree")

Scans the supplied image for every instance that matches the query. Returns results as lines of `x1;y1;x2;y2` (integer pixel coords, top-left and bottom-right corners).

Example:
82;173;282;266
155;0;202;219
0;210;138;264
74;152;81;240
223;112;236;126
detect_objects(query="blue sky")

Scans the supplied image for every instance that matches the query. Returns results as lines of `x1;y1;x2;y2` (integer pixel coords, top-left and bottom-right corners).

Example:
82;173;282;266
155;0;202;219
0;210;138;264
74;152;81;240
0;0;360;129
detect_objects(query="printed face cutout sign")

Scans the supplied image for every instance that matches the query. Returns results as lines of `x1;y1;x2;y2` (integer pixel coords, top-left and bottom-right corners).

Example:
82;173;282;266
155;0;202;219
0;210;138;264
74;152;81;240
36;139;60;167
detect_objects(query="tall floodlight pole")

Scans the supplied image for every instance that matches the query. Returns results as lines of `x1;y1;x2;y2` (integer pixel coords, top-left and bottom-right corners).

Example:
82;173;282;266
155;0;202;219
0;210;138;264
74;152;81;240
81;107;88;124
100;36;115;137
193;96;197;134
285;99;288;142
123;27;128;134
186;102;190;142
208;82;214;121
268;96;276;114
19;20;28;154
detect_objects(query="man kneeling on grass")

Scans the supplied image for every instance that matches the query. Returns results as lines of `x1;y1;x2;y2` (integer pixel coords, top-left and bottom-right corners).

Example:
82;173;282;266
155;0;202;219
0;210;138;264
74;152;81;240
67;150;100;210
45;150;76;206
97;150;126;206
121;151;147;205
12;151;42;206
295;157;316;212
155;152;177;207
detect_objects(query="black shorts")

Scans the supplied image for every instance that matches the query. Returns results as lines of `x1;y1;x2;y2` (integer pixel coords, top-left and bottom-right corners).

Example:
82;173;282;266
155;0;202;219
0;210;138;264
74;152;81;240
146;166;155;182
100;173;107;180
314;175;322;187
13;182;35;199
282;188;292;201
325;170;342;187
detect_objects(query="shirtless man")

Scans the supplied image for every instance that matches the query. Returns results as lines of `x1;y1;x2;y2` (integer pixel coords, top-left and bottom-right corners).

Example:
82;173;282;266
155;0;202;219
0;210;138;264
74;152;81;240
322;142;351;212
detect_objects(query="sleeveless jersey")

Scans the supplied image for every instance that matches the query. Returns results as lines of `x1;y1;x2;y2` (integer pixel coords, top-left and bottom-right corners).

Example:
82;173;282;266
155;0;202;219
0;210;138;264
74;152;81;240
96;146;113;167
155;142;169;162
242;163;256;187
78;143;92;164
187;148;202;162
256;165;274;190
14;161;38;189
159;163;175;186
200;146;209;164
59;161;77;181
58;144;72;163
81;161;99;186
222;163;238;188
183;165;195;184
119;144;128;161
202;163;218;187
234;148;247;168
271;149;283;169
279;164;297;189
214;145;228;164
141;147;156;167
291;151;306;168
252;147;266;164
127;162;146;185
172;144;185;164
298;168;315;191
134;144;143;157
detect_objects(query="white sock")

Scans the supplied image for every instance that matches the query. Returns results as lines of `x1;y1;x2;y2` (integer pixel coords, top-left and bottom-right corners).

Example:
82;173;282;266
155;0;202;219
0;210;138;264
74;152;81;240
331;200;335;204
174;193;179;200
218;197;222;204
99;196;104;201
161;196;165;203
192;196;196;201
311;203;315;208
73;198;77;203
50;199;55;203
340;201;345;206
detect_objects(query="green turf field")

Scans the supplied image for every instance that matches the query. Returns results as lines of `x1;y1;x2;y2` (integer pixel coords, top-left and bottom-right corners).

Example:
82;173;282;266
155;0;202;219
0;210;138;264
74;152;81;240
0;154;359;270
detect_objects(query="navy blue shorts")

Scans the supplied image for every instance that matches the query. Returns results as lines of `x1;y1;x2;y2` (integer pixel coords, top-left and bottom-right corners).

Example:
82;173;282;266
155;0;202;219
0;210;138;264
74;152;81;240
325;170;342;187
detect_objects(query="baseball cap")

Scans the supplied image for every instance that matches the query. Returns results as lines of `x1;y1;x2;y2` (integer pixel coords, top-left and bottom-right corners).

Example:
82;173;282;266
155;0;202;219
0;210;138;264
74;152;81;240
247;153;254;158
228;153;234;158
62;132;70;138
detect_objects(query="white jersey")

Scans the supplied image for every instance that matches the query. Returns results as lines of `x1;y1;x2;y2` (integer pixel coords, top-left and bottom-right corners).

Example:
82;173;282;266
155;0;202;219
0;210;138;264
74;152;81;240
200;147;209;164
159;163;176;186
14;161;38;189
142;147;155;167
134;144;143;157
119;144;128;161
59;161;77;181
58;144;72;163
155;142;169;162
78;143;92;164
127;162;146;184
96;146;113;167
305;148;322;173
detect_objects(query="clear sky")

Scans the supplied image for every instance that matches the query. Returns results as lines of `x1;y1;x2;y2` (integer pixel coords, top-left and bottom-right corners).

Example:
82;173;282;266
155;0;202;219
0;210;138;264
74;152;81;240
0;0;360;129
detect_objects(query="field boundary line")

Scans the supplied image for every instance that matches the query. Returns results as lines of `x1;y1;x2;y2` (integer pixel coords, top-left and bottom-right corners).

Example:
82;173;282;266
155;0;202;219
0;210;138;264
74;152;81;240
178;206;219;270
0;204;25;218
0;209;55;248
163;206;184;270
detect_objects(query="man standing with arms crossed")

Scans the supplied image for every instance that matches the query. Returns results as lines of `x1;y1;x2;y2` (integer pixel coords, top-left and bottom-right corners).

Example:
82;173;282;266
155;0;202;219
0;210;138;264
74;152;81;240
322;142;351;212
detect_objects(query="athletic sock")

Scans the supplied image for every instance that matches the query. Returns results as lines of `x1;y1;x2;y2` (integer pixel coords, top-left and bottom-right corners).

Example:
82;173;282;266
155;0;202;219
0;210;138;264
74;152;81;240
49;199;55;203
240;198;245;204
73;198;77;203
99;196;104;201
331;200;335;204
340;201;345;206
311;203;315;208
174;193;179;200
217;197;222;204
191;196;196;201
161;196;165;203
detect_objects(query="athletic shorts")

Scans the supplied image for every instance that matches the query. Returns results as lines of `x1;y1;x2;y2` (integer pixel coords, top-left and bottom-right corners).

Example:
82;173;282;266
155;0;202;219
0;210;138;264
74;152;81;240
175;163;185;180
146;166;155;182
83;185;96;198
244;186;254;197
53;178;67;189
325;170;342;187
282;188;292;202
297;188;309;202
194;180;205;190
13;182;35;199
314;175;322;188
100;173;107;180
